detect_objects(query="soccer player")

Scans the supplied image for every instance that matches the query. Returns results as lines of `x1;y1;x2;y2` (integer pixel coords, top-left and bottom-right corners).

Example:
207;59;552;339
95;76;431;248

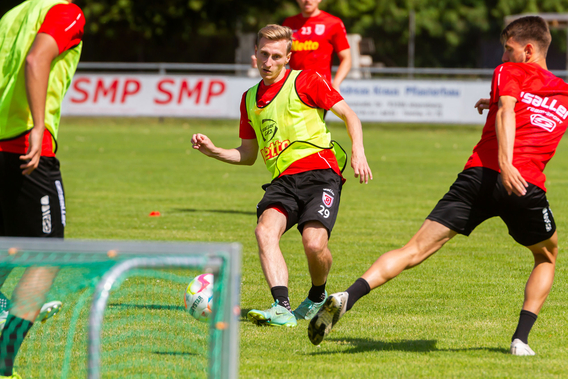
192;24;372;327
0;0;84;377
251;0;351;92
308;16;564;356
283;0;351;92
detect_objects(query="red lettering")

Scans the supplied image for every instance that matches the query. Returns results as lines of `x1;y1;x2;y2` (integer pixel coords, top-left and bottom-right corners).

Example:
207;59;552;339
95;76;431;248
93;79;118;103
178;80;203;104
70;77;90;103
205;80;226;104
120;79;141;103
155;79;174;104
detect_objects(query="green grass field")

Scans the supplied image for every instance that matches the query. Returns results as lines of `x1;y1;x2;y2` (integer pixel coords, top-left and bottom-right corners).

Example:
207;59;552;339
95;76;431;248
6;117;568;378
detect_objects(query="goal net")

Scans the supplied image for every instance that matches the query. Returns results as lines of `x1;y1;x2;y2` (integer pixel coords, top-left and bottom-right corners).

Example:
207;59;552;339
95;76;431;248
0;238;241;379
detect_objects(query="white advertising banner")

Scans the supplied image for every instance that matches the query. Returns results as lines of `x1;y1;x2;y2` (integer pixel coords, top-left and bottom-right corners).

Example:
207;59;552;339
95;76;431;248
62;74;491;124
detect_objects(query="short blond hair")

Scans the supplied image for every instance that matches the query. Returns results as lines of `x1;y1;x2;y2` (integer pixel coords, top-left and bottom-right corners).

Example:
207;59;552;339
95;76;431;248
257;24;293;54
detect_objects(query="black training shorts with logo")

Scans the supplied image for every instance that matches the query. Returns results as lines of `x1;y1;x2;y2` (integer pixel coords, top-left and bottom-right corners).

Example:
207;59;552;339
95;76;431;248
0;152;66;238
427;167;555;246
257;168;342;236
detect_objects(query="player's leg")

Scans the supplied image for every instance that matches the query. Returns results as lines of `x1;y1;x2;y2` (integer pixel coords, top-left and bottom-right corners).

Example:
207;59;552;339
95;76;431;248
292;169;341;320
498;181;557;356
292;221;332;320
0;266;58;377
307;220;456;345
308;167;493;345
509;233;557;356
248;177;300;327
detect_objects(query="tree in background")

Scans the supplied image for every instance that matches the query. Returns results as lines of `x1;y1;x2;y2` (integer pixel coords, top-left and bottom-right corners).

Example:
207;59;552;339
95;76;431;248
1;0;567;67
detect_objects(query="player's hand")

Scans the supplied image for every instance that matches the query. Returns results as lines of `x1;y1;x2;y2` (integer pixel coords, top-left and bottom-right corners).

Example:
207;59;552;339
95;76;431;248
351;150;373;184
19;126;44;175
191;133;217;157
500;163;528;196
251;55;257;68
475;98;490;114
332;82;341;95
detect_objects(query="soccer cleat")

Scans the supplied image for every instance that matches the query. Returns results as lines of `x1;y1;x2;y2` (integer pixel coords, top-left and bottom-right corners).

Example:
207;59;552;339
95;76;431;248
307;292;348;345
0;371;22;378
37;301;62;323
247;301;297;327
510;338;536;356
293;291;328;320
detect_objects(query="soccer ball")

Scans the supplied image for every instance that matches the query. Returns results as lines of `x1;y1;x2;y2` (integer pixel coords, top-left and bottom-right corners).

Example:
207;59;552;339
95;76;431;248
184;273;214;322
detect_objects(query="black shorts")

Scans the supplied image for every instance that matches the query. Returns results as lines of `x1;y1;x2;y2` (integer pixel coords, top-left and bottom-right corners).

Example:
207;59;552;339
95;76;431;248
0;152;65;238
257;169;342;236
427;167;555;246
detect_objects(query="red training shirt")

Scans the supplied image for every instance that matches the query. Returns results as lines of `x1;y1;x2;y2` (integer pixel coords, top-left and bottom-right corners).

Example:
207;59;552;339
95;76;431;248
0;3;85;157
239;69;344;178
282;11;350;84
464;62;568;191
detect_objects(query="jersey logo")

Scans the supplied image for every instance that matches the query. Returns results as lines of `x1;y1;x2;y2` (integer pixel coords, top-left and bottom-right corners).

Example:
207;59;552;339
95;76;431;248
315;24;326;35
322;192;334;208
292;40;320;52
261;119;278;141
530;114;557;132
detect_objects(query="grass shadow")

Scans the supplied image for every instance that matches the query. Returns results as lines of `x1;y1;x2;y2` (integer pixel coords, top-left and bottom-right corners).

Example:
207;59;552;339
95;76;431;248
108;303;185;311
310;338;509;355
173;208;256;216
240;308;253;322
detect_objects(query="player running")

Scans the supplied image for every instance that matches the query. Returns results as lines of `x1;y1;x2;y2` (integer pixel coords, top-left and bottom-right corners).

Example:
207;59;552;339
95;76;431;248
308;16;565;356
192;24;372;327
0;0;84;377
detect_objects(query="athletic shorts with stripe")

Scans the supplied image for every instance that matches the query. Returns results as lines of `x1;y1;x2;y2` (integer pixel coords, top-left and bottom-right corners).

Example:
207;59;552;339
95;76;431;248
0;152;66;238
427;167;555;246
256;168;342;237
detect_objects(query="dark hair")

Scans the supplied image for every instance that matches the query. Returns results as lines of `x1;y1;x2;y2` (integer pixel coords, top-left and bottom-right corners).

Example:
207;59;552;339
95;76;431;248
501;16;551;56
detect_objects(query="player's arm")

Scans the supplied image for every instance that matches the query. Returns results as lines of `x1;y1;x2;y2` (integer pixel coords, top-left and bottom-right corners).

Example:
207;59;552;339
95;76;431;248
475;98;490;114
496;95;527;196
332;49;351;92
191;134;258;166
330;100;372;184
21;33;60;175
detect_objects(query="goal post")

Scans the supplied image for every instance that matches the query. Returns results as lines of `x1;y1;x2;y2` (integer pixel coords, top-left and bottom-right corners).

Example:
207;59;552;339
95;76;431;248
0;238;241;379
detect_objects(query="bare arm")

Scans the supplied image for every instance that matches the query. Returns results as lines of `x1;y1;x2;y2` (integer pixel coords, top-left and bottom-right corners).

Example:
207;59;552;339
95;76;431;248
475;98;490;114
330;100;372;183
332;49;351;92
21;33;60;175
496;95;527;196
191;134;258;166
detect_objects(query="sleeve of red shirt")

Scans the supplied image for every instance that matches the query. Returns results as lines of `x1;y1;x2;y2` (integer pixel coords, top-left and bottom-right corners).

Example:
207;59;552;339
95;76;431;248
330;20;350;53
239;91;257;139
491;64;524;103
296;70;344;110
37;3;85;54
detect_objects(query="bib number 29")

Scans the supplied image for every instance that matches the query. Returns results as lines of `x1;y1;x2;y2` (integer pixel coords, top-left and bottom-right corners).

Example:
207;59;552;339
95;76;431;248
318;205;330;219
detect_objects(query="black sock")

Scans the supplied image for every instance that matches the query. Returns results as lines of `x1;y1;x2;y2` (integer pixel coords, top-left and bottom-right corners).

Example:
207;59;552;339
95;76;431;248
270;286;291;311
0;315;33;376
308;282;326;303
0;293;10;313
346;278;371;311
512;310;538;344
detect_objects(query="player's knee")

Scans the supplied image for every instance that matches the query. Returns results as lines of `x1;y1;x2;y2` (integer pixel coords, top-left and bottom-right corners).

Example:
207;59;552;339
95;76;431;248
302;237;327;256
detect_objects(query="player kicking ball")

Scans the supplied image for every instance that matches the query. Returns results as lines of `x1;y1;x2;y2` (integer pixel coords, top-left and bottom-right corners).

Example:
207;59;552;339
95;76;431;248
192;24;372;327
309;16;565;356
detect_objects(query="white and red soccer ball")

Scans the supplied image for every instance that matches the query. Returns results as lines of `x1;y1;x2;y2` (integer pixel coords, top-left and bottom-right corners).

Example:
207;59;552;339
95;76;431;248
184;273;214;322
